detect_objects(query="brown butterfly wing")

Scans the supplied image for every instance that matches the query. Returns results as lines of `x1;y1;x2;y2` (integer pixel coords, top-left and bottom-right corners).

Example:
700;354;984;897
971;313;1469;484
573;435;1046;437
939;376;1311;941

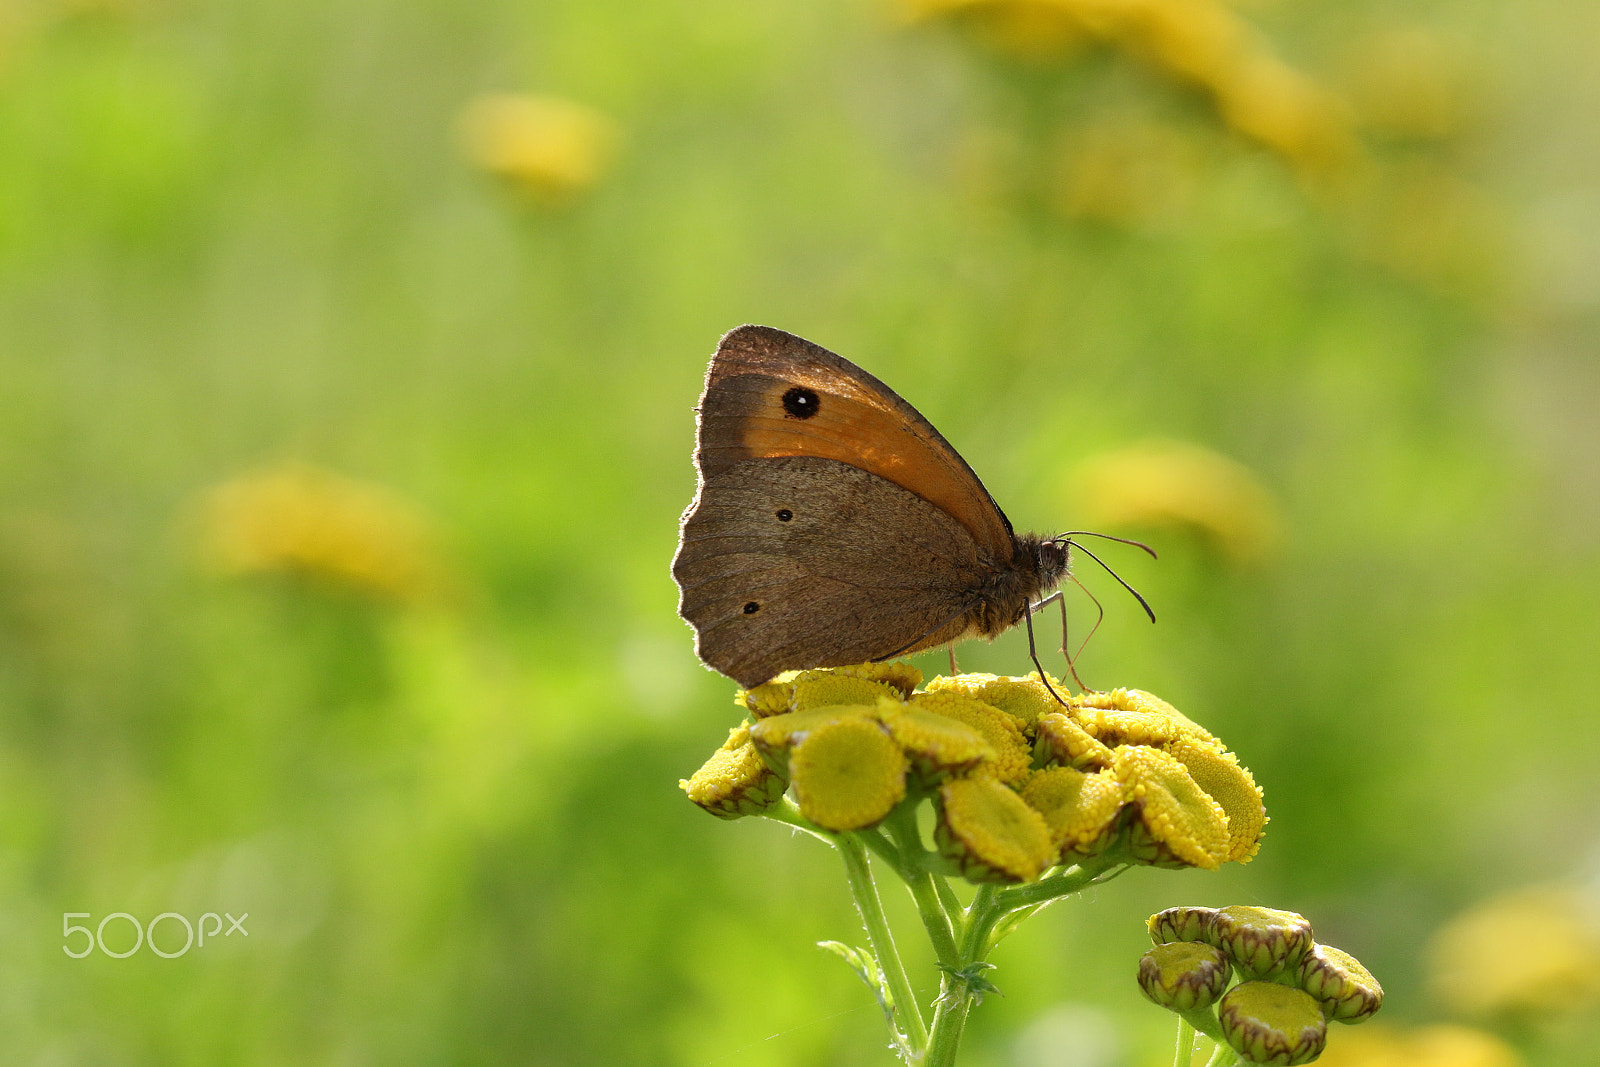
673;455;989;687
694;325;1016;563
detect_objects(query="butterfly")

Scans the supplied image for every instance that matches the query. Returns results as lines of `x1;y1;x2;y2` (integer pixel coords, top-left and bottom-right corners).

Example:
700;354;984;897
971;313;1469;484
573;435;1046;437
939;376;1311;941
671;325;1151;690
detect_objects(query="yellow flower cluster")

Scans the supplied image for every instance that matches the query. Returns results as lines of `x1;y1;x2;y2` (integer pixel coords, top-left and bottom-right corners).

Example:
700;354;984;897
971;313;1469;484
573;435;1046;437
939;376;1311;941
196;463;450;605
906;0;1360;178
680;663;1265;884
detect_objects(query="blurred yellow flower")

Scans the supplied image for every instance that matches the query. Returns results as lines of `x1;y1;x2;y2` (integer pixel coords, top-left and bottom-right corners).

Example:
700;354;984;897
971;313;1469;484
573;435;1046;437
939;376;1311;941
197;463;450;605
1342;28;1478;144
1426;884;1600;1018
1054;116;1201;227
1348;157;1504;296
457;93;618;206
1071;439;1282;565
905;0;1362;178
1316;1024;1525;1067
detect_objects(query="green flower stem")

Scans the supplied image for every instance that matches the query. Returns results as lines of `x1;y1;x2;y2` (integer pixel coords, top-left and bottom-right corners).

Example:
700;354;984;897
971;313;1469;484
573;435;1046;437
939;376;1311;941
1177;1007;1225;1043
838;831;930;1051
885;802;961;969
924;972;973;1067
962;883;1003;958
762;797;837;844
924;883;1001;1067
1202;1041;1238;1067
991;858;1116;911
990;901;1043;946
857;826;904;870
1174;1016;1196;1067
931;870;964;919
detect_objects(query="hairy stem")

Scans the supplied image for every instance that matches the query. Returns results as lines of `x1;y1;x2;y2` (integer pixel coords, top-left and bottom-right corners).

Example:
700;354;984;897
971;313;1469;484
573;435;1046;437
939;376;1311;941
839;832;929;1052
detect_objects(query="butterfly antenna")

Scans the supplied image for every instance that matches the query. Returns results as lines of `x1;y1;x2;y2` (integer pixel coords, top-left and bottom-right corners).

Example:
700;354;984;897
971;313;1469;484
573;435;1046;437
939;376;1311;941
1061;538;1157;623
1056;531;1159;560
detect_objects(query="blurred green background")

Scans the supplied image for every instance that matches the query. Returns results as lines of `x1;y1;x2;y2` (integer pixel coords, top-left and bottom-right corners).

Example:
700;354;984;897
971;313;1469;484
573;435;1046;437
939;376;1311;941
2;0;1598;1063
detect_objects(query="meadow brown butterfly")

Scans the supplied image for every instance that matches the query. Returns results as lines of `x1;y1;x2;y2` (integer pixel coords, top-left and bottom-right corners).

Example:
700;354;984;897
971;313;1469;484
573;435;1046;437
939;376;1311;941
672;325;1078;689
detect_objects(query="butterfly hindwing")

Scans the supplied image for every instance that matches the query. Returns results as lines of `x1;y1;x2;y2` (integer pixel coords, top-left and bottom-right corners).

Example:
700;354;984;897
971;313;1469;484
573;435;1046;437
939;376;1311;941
673;456;987;687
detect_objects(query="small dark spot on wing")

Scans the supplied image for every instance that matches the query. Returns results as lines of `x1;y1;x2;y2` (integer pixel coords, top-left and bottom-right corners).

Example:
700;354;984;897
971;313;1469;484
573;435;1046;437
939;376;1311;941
743;601;760;614
781;386;820;419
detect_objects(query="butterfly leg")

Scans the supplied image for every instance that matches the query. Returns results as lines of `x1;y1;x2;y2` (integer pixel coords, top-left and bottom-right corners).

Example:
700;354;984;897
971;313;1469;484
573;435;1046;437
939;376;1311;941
1022;605;1072;707
948;645;959;676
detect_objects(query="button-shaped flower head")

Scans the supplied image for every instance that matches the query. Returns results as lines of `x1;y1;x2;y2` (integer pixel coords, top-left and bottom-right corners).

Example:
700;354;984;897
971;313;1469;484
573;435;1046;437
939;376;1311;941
1138;941;1232;1011
1218;982;1328;1066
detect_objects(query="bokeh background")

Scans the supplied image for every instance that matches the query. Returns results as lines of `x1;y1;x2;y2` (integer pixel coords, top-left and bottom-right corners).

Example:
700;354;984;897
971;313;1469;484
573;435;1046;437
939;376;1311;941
2;0;1598;1063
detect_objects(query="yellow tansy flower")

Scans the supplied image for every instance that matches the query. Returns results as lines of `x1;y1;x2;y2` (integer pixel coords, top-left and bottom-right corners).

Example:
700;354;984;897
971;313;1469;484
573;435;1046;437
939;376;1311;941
737;671;800;717
1217;981;1327;1066
1034;711;1115;770
1019;765;1126;860
789;716;908;831
792;673;906;713
924;671;1062;731
749;705;878;775
1074;688;1195;747
911;690;1033;785
1166;736;1266;863
1114;746;1230;870
876;697;996;783
827;660;924;697
1149;906;1220;946
685;665;1264;884
680;724;787;819
1212;906;1316;980
937;776;1055;883
1299;944;1384;1023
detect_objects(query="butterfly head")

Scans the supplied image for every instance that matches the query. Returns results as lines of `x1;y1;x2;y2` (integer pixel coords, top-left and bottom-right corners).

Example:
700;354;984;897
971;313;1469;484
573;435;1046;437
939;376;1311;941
1036;536;1070;590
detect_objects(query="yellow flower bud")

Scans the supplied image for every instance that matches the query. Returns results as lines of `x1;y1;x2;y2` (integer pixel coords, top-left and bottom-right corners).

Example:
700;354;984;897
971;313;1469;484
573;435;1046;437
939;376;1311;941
1218;981;1327;1066
1138;941;1231;1011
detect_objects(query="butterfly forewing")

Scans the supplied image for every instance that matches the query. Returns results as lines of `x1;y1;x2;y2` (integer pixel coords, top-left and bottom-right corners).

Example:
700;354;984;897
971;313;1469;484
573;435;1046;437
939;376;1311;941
696;325;1016;563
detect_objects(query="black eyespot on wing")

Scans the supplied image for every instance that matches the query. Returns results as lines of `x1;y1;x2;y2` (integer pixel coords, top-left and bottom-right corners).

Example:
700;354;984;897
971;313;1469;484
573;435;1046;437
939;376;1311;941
775;509;792;522
743;602;760;614
781;386;819;419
